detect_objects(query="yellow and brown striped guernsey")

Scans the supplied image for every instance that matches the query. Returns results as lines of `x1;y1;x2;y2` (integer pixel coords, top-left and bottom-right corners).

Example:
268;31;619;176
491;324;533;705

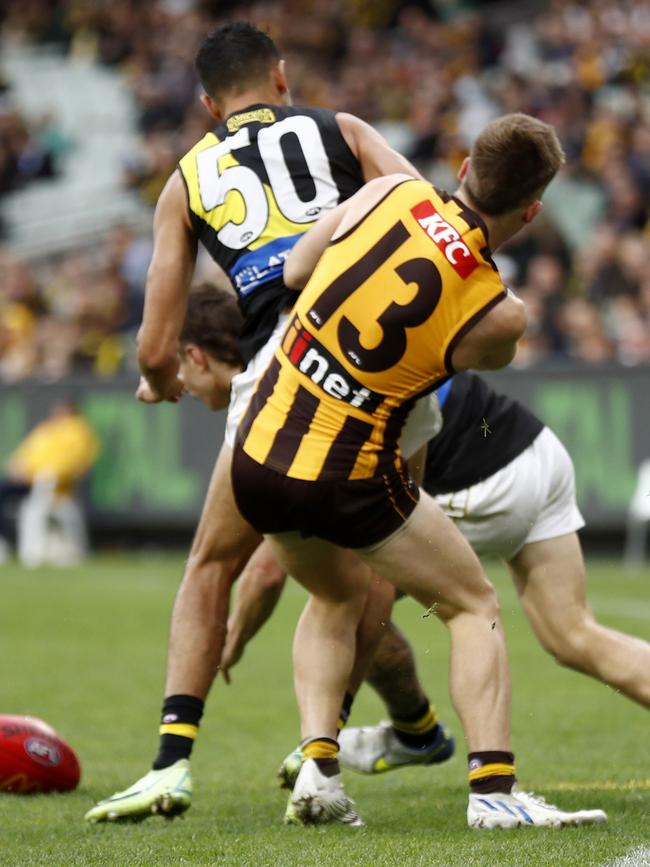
238;178;507;482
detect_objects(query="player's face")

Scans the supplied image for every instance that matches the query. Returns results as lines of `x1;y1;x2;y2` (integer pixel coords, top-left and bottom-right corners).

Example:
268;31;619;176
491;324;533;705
178;347;238;411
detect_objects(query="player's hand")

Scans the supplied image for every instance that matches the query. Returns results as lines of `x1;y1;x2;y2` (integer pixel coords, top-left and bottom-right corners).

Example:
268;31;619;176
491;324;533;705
220;632;245;685
135;376;184;404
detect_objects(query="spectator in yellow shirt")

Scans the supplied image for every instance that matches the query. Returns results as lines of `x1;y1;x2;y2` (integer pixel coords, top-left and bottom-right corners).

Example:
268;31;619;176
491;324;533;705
0;400;99;558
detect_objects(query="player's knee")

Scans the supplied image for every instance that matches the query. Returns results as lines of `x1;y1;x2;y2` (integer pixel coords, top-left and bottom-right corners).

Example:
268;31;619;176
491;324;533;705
464;578;501;622
370;624;414;676
244;549;286;591
543;615;594;671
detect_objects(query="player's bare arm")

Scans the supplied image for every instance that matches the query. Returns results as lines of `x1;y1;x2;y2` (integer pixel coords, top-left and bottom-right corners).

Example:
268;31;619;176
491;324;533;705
336;113;425;182
450;290;527;372
284;174;414;290
137;171;198;402
220;540;288;683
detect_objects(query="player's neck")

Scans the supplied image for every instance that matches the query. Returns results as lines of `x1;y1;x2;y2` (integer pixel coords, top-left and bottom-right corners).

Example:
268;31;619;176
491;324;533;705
453;186;521;252
221;87;287;119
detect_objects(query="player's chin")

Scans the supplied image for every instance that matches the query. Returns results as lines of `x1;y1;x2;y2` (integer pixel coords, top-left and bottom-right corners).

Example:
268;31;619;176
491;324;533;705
209;390;231;411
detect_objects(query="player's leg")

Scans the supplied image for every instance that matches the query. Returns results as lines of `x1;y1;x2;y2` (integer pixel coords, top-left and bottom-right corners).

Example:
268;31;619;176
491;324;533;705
361;493;510;752
268;534;371;741
365;620;429;718
268;533;370;826
509;532;650;708
340;616;455;773
348;573;395;695
166;443;261;698
337;577;454;774
85;443;261;823
360;494;606;828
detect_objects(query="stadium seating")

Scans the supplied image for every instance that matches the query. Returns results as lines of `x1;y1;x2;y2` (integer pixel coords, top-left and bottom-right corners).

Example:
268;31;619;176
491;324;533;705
2;44;150;257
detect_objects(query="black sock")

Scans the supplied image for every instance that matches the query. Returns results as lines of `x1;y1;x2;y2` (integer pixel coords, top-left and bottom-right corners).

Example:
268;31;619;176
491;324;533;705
152;695;204;770
337;691;355;732
468;750;516;794
391;701;439;750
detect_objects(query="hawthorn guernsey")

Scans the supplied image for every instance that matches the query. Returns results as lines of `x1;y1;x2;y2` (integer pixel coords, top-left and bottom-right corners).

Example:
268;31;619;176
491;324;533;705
237;178;507;483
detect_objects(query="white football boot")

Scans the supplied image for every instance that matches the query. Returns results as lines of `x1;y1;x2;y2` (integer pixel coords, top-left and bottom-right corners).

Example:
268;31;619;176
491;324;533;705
84;759;192;822
467;785;608;829
284;758;364;827
338;719;454;774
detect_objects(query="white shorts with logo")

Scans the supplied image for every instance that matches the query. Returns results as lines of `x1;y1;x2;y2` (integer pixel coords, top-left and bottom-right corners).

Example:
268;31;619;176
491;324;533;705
433;426;585;562
225;312;442;457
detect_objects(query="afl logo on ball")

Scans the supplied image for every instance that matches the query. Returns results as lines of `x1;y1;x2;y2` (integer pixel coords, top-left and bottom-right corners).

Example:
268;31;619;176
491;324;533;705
25;737;61;767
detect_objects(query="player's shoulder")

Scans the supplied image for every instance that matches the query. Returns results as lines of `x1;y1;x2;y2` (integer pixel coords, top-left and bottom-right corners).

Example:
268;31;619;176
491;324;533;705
351;173;419;211
178;131;219;167
275;103;337;123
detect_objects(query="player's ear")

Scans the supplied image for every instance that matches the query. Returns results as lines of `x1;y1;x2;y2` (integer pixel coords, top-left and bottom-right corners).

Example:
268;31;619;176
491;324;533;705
200;92;223;121
273;60;289;96
522;199;542;224
185;344;208;369
457;156;470;181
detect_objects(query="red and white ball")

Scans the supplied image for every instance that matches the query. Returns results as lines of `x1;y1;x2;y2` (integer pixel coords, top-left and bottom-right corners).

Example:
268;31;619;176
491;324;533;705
0;715;81;793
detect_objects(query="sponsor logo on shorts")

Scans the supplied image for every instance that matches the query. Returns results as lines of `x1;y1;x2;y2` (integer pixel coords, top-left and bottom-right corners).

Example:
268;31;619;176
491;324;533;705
411;199;478;279
25;737;61;767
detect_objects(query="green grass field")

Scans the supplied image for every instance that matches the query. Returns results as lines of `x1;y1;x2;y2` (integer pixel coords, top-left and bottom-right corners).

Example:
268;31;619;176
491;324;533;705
1;554;648;867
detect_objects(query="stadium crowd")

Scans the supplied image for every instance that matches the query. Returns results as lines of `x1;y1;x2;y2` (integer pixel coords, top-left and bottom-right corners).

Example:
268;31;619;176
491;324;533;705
0;0;649;381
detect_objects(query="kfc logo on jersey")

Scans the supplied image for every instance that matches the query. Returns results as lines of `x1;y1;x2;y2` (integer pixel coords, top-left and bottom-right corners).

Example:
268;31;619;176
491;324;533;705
411;200;478;279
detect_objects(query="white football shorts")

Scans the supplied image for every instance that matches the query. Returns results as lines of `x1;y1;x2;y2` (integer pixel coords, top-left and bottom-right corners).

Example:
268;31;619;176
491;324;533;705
225;312;442;457
225;312;291;449
433;426;585;562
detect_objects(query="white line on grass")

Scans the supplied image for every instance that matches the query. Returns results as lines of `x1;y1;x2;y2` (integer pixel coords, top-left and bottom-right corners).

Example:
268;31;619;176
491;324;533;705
589;595;650;622
601;846;650;867
542;779;650;792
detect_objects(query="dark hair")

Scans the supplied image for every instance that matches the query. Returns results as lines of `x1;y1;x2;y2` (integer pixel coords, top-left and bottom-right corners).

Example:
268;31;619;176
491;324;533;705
179;283;244;368
465;113;565;216
195;22;280;101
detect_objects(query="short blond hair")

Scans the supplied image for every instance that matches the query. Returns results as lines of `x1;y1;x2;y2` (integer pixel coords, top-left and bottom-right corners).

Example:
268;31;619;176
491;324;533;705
465;113;565;216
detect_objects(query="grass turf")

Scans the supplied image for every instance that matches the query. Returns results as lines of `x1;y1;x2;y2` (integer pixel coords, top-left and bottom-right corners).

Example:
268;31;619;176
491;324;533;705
1;554;648;866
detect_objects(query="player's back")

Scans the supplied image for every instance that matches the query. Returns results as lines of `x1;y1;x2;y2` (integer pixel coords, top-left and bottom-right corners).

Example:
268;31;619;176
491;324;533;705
238;178;508;482
178;104;364;362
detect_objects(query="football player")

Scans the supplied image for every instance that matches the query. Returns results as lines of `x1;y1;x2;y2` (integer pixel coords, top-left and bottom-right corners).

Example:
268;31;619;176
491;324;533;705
85;21;439;824
228;115;606;827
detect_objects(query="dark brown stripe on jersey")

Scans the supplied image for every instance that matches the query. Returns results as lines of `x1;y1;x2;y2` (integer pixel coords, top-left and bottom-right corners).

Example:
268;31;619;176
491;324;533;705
309;220;410;329
444;290;508;375
265;385;320;474
318;414;374;480
328;178;419;246
236;356;282;444
377;398;416;471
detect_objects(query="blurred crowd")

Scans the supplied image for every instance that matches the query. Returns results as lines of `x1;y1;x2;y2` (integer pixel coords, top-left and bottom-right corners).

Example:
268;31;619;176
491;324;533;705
0;0;649;381
0;225;149;381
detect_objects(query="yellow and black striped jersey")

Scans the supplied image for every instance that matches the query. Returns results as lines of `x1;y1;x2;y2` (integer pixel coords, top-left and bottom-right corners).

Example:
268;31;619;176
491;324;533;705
237;178;508;482
178;104;364;362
